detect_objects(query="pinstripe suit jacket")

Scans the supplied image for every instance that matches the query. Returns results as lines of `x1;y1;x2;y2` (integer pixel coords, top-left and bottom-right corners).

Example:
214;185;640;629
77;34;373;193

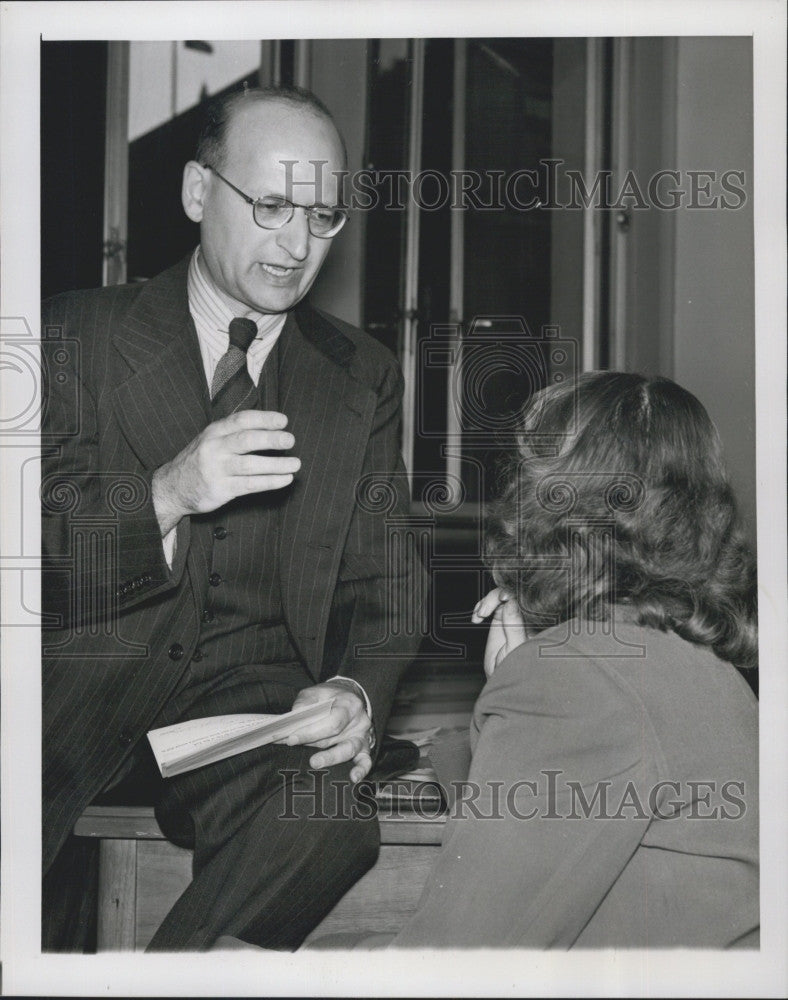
41;255;424;872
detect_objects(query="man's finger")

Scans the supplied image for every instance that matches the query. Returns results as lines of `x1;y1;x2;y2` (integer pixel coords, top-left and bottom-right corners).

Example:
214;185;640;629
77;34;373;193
232;453;301;476
350;750;373;783
308;737;363;770
233;473;297;494
227;428;296;455
294;718;370;751
214;409;289;435
284;711;353;747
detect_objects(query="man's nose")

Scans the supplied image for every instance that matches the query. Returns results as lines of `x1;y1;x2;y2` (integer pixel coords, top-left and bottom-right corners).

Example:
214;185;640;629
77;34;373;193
274;207;310;260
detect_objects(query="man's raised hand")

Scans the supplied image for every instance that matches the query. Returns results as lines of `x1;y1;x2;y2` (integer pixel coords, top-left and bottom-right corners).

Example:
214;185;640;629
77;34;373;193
152;410;300;535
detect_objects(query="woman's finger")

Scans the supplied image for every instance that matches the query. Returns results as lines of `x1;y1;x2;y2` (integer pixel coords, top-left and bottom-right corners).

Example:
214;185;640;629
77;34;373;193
500;596;527;631
472;587;511;623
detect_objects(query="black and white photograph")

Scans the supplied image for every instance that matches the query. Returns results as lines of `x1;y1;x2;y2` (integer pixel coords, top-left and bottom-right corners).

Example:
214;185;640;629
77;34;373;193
1;1;786;995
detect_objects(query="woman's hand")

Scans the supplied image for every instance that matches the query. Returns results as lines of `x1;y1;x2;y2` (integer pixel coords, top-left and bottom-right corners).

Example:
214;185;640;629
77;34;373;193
472;587;528;677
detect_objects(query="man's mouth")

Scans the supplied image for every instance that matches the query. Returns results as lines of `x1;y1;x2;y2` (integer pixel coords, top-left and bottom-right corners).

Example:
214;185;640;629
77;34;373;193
260;263;297;277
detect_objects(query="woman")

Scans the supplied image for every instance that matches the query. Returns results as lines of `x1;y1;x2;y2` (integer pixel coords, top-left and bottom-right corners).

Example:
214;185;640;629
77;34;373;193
388;372;759;948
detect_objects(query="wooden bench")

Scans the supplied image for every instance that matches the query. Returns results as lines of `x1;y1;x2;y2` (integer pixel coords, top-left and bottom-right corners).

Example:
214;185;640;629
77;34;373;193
74;804;447;950
72;661;481;950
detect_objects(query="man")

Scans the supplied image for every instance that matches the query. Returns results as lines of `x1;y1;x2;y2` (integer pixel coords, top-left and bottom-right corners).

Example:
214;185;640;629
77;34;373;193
41;86;424;951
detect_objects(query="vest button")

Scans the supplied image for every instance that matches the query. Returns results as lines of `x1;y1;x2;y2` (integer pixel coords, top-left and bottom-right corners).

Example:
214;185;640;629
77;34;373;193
168;642;184;660
209;572;222;587
192;648;204;662
201;609;215;624
118;729;133;747
213;526;228;540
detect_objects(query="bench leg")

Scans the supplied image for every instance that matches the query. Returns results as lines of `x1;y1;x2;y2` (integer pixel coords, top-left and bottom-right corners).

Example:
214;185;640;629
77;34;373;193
97;839;137;951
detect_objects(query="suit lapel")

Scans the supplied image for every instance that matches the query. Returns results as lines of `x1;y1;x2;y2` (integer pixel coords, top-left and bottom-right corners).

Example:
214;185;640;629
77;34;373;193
110;263;375;681
112;257;210;471
278;305;376;678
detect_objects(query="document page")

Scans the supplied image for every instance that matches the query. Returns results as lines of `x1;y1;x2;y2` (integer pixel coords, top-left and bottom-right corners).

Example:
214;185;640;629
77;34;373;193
147;699;334;778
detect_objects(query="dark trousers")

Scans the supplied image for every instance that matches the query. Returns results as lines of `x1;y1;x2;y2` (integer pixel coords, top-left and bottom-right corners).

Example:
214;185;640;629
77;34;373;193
144;662;379;951
41;661;380;953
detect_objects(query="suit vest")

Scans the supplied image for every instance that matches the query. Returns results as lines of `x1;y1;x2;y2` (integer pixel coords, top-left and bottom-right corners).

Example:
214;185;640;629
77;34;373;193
181;335;302;683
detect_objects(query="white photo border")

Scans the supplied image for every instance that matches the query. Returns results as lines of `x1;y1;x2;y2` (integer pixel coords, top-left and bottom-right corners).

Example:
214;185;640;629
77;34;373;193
1;1;786;995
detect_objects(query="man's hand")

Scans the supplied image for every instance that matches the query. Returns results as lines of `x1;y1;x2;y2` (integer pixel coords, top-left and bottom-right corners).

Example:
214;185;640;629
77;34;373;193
286;682;374;783
472;587;528;678
151;410;301;535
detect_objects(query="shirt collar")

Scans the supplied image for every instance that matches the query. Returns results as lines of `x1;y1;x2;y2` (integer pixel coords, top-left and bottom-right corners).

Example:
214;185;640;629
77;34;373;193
187;246;285;341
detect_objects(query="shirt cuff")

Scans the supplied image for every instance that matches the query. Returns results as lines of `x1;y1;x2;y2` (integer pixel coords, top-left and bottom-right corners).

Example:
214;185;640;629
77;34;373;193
161;525;177;569
331;675;372;717
329;676;376;749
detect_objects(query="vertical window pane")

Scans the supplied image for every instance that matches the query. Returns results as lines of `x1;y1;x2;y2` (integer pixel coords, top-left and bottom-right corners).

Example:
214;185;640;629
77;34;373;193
462;38;554;501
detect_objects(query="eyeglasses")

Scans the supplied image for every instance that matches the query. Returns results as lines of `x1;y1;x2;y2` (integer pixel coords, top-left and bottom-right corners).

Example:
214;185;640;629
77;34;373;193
202;164;348;238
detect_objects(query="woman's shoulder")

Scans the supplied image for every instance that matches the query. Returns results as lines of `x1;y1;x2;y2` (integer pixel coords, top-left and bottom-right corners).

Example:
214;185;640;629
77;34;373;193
468;619;662;784
468;615;757;803
474;613;756;741
475;618;642;718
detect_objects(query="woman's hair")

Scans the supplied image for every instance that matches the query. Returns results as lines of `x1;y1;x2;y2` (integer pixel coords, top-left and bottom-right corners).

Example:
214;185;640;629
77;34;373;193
486;371;758;669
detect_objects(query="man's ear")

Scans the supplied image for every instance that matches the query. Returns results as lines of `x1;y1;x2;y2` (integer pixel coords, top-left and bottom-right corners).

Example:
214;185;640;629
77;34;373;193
182;161;209;222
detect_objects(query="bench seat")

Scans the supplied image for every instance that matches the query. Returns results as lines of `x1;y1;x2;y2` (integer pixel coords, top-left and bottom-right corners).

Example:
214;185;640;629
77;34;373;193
74;804;446;950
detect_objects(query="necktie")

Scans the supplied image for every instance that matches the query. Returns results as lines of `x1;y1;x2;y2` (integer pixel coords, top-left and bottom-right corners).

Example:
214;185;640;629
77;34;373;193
211;317;258;419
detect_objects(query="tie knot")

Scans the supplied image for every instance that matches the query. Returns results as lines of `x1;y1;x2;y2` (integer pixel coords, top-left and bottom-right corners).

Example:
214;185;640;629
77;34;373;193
228;317;258;353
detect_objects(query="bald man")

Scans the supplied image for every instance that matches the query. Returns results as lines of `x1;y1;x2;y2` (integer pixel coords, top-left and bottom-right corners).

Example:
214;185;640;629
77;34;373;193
42;86;424;951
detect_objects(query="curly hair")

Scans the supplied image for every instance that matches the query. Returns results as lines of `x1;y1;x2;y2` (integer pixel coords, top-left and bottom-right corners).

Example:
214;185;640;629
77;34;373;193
485;371;758;670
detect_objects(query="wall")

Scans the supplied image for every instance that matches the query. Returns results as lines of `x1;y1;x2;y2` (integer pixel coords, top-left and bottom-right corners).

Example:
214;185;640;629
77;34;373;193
671;37;755;542
623;37;756;543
